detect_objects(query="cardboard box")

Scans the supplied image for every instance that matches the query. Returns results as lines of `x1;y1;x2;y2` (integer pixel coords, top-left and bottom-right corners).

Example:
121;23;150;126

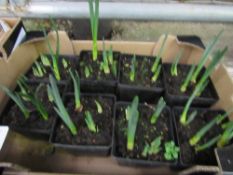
0;25;232;174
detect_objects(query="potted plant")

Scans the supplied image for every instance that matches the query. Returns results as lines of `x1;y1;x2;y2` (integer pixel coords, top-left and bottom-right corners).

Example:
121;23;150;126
49;70;116;155
0;76;59;138
26;19;77;83
173;107;233;166
162;31;223;107
112;96;179;166
117;35;167;103
78;0;120;93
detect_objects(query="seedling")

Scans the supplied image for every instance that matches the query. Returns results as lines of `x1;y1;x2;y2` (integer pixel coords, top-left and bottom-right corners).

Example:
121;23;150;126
164;141;180;161
195;135;221;152
129;55;137;82
217;121;233;147
100;39;110;74
196;79;209;97
180;65;196;92
88;0;99;61
84;66;91;78
85;110;98;133
142;136;162;157
48;75;77;135
180;47;227;125
126;96;139;151
40;54;51;67
95;100;103;114
191;30;223;83
170;49;183;76
189;112;229;146
0;85;30;119
17;77;48;120
42;19;61;81
69;69;82;112
62;58;69;69
151;64;161;82
108;45;117;77
150;97;166;124
32;61;46;77
151;33;168;73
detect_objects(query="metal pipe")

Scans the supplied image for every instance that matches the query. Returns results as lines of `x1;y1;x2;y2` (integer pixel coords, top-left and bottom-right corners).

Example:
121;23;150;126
1;1;233;22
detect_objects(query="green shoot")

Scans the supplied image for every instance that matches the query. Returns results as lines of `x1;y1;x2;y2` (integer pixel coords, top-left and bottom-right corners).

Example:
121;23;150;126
85;111;98;133
196;79;209;97
17;77;48;120
126;96;139;151
151;33;168;73
19;84;48;121
164;141;180;161
40;54;51;67
32;61;46;77
151;64;161;82
17;76;30;101
217;121;233;147
189;113;228;146
180;47;227;126
100;39;110;74
48;75;77;135
195;135;221;152
150;97;166;124
0;85;30;119
191;30;223;83
142;136;162;157
69;69;82;112
95;100;103;114
47;85;54;102
62;58;69;69
180;65;196;92
111;60;117;77
84;66;91;78
129;55;137;82
196;47;227;88
108;45;113;65
185;110;198;125
42;18;61;81
88;0;99;61
171;49;183;76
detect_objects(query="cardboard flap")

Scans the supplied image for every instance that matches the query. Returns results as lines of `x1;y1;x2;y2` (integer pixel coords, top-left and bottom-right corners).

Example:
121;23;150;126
33;31;74;56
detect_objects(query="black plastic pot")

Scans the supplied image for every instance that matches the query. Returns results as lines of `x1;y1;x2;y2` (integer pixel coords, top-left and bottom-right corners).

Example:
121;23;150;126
112;102;177;167
50;93;116;156
78;50;120;94
26;54;78;84
172;107;227;167
162;63;219;107
0;82;65;140
117;54;164;103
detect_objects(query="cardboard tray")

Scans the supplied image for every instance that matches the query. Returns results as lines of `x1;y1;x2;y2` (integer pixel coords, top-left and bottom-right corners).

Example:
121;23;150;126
0;22;233;174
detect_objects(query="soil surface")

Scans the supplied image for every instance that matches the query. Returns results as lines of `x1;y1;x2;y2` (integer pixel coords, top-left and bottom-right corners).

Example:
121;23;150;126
120;55;163;88
173;107;226;165
53;94;114;146
26;55;77;81
115;103;174;162
78;51;119;81
163;64;218;98
1;84;56;132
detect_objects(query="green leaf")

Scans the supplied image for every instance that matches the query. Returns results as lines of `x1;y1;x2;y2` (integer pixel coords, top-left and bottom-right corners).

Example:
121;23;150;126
85;110;98;133
150;97;166;124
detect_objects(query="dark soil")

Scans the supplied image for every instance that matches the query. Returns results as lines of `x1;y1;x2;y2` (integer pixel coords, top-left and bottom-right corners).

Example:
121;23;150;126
120;55;163;88
1;84;56;133
53;94;114;146
163;64;218;98
78;51;119;81
173;107;226;166
26;55;77;81
114;103;174;162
